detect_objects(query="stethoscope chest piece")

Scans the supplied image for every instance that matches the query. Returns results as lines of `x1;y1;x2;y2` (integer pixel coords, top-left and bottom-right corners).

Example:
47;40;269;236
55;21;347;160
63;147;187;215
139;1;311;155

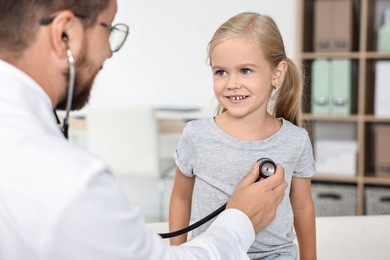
257;158;277;179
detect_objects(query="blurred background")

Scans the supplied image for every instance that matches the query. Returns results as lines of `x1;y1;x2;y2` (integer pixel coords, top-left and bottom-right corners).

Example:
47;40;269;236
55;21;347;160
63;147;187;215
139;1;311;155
66;0;390;222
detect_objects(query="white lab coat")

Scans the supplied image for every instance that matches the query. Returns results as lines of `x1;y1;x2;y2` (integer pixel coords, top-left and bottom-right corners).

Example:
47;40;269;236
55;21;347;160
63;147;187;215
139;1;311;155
0;60;255;260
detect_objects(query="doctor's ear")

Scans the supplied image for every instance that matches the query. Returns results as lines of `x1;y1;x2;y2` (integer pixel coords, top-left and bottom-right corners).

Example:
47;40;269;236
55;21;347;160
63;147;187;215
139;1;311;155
48;10;84;60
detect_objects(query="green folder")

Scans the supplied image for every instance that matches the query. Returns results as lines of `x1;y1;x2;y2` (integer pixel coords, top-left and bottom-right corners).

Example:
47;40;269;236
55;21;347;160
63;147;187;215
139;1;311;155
311;59;331;114
331;59;352;115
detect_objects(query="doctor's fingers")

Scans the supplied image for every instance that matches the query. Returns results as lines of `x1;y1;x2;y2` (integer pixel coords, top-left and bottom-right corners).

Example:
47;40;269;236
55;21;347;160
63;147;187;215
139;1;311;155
257;163;285;189
272;180;288;204
238;162;261;188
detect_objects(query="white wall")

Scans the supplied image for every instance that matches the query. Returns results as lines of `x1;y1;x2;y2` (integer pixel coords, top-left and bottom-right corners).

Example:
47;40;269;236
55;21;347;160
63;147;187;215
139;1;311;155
89;0;297;109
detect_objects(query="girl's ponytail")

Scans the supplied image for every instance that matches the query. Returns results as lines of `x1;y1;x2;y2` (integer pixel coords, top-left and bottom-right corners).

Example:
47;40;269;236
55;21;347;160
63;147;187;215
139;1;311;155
271;58;304;127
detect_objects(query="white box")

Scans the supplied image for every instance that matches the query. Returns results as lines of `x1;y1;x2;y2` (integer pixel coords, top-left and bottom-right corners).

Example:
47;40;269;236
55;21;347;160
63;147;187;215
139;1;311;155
375;61;390;116
315;140;358;176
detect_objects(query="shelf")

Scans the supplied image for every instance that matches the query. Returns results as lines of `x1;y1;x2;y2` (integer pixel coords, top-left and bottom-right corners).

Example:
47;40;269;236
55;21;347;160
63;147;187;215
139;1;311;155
300;52;390;60
300;52;361;59
303;113;360;122
313;174;358;184
299;0;390;215
303;114;390;123
363;52;390;59
363;115;390;122
364;176;390;185
312;173;390;186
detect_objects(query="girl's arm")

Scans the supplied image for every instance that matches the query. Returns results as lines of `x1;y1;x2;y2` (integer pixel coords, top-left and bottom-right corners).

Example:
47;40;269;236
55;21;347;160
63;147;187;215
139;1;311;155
290;177;317;260
169;167;195;245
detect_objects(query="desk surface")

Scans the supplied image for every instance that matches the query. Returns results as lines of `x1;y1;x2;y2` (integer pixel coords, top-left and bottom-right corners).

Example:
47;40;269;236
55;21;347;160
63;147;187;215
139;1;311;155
155;106;211;120
62;106;212;132
315;215;390;260
148;215;390;260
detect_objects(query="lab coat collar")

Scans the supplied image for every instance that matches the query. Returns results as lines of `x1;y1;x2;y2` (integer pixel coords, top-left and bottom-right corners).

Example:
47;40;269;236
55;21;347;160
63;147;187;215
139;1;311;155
0;59;64;138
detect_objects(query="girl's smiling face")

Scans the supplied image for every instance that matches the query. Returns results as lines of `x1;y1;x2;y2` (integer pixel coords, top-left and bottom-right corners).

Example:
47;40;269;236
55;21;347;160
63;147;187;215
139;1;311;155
211;36;275;119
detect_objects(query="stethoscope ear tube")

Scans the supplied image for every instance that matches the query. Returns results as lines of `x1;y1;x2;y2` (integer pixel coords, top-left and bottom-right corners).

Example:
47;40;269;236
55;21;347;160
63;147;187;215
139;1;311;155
159;158;276;239
54;46;75;139
62;48;75;139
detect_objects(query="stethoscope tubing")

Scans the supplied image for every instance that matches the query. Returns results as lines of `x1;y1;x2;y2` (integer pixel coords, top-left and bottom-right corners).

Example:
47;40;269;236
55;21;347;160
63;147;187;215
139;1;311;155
159;158;276;239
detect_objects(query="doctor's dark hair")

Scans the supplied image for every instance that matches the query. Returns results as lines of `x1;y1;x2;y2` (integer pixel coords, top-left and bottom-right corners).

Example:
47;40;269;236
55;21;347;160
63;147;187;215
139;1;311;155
0;0;109;52
207;12;304;127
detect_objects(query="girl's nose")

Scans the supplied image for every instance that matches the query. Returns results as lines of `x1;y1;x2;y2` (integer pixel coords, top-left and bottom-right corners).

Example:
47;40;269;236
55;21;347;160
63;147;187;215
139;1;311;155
227;74;241;90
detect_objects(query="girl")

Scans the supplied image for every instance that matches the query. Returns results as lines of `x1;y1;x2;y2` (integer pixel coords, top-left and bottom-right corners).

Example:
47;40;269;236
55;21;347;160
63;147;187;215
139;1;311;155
169;12;316;260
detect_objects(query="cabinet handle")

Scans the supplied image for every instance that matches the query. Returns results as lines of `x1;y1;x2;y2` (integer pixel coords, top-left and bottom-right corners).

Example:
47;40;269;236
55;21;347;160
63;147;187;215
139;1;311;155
318;193;341;200
315;96;328;106
380;196;390;203
333;97;347;106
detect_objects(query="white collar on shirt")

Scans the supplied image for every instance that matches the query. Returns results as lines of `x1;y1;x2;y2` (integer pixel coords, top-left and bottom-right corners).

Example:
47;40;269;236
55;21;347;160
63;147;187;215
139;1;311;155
0;59;62;137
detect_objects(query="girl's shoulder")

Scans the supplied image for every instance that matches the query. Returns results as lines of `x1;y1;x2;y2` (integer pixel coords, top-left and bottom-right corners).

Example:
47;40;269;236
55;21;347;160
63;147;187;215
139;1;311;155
185;117;214;131
279;118;310;139
181;117;216;139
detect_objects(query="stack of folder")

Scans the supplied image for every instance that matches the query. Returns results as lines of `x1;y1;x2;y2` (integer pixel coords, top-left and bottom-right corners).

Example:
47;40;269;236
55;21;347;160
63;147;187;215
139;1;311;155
375;61;390;116
311;59;352;115
314;0;353;52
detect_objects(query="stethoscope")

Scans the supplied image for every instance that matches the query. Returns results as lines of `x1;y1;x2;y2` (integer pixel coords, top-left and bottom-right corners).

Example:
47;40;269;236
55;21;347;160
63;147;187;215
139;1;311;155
54;35;75;139
158;158;277;239
55;41;277;239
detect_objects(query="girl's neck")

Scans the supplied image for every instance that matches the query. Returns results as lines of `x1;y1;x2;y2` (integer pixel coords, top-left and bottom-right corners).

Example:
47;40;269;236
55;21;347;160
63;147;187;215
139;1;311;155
214;112;282;141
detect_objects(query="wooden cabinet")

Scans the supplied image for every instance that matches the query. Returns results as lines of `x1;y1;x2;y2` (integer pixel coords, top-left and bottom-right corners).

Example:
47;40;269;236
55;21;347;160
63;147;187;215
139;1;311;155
297;0;390;215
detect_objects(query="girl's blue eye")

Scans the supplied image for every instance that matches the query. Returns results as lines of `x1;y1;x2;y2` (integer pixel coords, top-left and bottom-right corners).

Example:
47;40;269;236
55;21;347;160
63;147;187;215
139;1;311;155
241;68;252;75
214;70;226;77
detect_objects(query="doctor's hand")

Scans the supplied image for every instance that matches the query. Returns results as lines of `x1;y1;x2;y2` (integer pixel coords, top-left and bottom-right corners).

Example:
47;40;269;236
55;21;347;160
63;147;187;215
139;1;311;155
226;163;287;233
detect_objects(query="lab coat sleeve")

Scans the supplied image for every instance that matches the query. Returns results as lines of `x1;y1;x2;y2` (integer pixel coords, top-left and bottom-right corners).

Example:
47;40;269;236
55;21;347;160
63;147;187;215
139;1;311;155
174;208;254;259
42;170;255;260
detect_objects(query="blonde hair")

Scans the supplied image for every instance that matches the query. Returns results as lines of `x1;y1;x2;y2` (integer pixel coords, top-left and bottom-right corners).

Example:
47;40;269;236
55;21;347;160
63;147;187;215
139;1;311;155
207;12;304;127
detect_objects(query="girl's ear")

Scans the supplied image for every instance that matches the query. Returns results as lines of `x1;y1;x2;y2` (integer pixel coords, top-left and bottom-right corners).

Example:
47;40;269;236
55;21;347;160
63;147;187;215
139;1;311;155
272;60;288;86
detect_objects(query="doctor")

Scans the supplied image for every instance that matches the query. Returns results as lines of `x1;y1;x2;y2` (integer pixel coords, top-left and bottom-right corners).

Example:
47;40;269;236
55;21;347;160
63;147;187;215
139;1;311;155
0;0;287;259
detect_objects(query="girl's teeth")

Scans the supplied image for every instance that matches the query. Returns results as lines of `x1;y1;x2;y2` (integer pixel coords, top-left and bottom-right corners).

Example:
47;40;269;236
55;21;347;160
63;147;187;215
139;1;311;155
230;96;247;100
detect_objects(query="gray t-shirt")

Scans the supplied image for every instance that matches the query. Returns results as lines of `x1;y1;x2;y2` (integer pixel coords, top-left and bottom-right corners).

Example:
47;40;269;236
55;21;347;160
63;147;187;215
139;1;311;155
174;117;315;259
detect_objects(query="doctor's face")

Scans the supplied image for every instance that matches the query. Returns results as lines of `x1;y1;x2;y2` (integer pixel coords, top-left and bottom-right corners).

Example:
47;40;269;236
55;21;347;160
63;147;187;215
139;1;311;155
56;0;117;110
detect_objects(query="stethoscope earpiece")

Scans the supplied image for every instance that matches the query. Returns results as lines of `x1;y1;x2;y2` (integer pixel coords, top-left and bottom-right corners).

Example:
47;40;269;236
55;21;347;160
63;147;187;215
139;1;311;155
62;33;68;43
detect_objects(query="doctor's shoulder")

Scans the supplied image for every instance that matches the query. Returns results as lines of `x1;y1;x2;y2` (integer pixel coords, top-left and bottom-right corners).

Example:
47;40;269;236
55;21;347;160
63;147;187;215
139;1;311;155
39;135;112;181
